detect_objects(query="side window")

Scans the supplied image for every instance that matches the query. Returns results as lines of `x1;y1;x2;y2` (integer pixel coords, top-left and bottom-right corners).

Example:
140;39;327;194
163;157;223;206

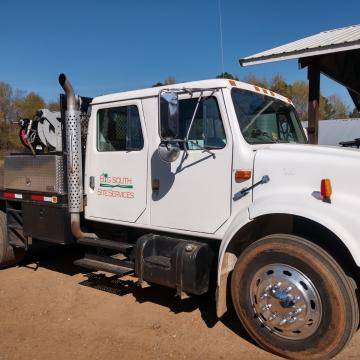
97;105;144;152
178;96;227;149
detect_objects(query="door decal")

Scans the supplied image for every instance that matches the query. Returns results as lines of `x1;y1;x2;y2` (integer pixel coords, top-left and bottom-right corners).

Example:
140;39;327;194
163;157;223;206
97;173;135;199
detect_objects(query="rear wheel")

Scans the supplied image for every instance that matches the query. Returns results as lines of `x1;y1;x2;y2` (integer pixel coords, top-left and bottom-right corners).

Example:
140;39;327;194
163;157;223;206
0;210;25;269
231;234;359;360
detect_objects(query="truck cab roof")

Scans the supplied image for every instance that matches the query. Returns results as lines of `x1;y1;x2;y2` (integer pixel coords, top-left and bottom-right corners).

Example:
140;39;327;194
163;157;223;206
91;78;293;106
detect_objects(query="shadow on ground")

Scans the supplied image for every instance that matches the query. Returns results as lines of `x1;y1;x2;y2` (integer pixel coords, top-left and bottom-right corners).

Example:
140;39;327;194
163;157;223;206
19;243;256;347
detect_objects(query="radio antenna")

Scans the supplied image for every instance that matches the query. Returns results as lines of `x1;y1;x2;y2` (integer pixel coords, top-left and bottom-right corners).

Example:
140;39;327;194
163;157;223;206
218;0;225;74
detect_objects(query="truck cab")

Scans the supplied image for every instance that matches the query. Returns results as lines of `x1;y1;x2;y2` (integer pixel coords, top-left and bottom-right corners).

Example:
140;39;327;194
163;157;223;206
1;75;359;360
85;79;305;234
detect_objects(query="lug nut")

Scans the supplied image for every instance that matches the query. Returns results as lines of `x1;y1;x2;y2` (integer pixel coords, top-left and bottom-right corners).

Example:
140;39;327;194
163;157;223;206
268;312;278;321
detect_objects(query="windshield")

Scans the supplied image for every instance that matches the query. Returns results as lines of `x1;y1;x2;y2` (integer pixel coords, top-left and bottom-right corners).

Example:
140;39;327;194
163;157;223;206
231;88;307;144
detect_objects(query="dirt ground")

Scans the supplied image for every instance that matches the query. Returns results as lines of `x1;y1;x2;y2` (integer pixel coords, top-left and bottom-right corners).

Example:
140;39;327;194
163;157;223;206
0;245;359;360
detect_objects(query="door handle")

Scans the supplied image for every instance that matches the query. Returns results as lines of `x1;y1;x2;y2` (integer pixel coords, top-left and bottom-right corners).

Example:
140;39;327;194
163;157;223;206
89;176;95;190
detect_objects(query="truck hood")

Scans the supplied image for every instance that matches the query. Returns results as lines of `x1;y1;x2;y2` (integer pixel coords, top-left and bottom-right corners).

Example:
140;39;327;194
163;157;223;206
253;143;360;203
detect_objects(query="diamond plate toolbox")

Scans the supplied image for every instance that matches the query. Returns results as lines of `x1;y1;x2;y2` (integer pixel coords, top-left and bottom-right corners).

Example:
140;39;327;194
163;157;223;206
4;155;66;194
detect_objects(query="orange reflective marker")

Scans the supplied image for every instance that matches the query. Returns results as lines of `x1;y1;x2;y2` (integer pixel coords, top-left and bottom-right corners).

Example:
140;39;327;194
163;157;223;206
254;86;261;92
235;170;252;182
229;79;237;86
321;179;332;199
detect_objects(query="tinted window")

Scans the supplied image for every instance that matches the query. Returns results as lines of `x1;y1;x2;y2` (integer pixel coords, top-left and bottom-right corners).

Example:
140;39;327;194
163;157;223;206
97;105;144;152
178;97;226;149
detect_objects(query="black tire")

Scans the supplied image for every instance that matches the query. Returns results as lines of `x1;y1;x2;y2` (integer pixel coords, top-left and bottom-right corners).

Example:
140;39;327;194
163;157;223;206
231;234;359;360
0;210;26;269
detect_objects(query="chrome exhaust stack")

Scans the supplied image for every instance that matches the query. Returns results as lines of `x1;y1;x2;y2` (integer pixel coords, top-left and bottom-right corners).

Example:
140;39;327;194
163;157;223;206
58;73;96;239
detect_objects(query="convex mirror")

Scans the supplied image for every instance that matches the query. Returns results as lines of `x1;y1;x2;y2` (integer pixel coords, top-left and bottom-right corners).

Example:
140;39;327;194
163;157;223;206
158;141;181;163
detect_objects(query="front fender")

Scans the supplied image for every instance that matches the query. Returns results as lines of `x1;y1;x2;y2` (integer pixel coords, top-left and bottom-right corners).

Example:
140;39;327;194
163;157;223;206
217;207;251;284
249;193;360;266
215;192;360;318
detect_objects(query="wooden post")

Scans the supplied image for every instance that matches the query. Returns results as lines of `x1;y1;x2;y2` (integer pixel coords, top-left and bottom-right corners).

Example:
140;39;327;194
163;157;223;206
307;62;320;144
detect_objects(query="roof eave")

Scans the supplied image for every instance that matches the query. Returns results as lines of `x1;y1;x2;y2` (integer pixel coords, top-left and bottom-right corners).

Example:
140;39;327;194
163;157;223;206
239;41;360;67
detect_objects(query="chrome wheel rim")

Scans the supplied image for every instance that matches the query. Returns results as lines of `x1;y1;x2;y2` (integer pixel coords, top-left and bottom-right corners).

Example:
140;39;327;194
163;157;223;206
250;263;322;340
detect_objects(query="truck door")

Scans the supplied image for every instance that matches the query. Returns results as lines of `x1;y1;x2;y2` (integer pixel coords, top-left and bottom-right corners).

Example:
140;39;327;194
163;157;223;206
151;91;232;233
85;100;148;223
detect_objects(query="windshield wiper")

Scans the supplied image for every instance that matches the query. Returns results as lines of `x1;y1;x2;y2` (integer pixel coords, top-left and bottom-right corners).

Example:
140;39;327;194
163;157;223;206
243;100;274;133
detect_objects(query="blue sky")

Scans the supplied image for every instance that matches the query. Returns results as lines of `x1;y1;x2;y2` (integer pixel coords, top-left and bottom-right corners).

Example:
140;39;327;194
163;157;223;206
1;0;359;107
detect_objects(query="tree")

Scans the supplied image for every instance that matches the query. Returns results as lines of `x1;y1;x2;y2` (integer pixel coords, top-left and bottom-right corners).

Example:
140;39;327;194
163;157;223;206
288;80;308;122
216;72;239;81
0;82;15;151
14;92;45;119
164;76;177;85
152;82;164;87
0;82;13;123
0;84;47;151
269;73;291;98
327;94;349;119
319;96;335;120
46;101;60;112
349;107;360;118
152;76;177;87
241;74;268;88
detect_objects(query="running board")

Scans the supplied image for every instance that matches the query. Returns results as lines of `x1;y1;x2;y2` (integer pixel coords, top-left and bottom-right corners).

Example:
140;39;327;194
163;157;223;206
74;253;134;276
77;237;134;253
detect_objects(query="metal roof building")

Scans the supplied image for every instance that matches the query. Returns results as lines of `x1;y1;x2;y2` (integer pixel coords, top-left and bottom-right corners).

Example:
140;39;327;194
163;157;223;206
240;25;360;66
240;25;360;144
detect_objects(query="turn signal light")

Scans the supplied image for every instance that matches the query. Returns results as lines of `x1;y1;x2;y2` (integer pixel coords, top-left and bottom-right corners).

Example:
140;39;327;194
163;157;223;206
321;179;332;199
235;170;252;182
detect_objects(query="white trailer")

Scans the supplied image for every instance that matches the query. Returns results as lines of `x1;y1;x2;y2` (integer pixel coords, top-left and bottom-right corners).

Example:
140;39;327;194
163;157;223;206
1;74;359;359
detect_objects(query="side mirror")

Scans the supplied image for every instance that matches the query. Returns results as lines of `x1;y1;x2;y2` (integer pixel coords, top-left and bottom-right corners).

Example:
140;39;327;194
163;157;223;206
159;91;179;140
158;141;181;163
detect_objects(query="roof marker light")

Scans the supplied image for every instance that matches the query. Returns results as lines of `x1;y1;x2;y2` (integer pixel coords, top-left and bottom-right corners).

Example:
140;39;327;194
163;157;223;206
229;79;237;86
254;86;261;92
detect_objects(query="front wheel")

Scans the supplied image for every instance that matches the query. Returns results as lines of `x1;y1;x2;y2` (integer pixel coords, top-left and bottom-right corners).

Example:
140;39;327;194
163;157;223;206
231;234;359;360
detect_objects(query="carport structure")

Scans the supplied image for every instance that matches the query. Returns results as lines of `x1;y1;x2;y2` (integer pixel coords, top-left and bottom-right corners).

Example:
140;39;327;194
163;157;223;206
239;25;360;144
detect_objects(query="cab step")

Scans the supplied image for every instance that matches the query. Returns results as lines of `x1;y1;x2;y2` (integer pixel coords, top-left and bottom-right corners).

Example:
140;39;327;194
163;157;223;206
77;237;134;253
74;253;134;276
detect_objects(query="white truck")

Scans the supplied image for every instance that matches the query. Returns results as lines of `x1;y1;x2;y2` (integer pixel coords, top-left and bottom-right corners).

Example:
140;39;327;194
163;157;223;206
1;74;359;359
